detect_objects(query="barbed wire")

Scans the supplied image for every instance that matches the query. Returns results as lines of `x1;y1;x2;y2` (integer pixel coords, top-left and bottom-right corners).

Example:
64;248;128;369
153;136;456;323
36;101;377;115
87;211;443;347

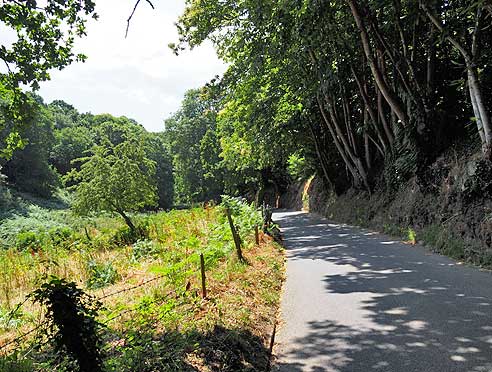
0;273;169;352
0;319;49;353
98;274;166;300
0;209;253;354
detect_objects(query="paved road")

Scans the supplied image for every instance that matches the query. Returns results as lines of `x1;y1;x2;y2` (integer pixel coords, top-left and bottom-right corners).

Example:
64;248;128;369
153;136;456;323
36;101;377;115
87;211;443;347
272;211;492;372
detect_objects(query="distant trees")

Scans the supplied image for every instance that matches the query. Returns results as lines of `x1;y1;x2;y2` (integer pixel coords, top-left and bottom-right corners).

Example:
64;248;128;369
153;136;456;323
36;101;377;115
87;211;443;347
1;95;60;197
165;89;225;204
0;0;97;155
0;97;175;209
67;137;157;232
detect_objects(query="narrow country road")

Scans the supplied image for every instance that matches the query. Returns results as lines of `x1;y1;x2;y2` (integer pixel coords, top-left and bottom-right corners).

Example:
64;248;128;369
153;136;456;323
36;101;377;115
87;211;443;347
272;211;492;372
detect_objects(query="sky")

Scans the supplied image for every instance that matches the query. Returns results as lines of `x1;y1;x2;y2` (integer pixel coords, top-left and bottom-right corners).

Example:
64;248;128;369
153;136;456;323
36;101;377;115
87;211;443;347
36;0;227;132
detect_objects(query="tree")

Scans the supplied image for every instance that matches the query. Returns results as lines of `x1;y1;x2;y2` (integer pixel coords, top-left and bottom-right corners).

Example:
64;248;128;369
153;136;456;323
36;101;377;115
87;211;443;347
165;89;225;203
143;133;174;209
1;94;60;197
67;136;157;232
50;126;94;175
173;0;492;194
0;0;97;156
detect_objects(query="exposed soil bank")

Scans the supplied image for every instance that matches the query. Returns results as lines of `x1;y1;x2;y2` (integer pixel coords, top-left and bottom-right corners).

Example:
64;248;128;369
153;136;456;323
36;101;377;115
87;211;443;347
281;148;492;267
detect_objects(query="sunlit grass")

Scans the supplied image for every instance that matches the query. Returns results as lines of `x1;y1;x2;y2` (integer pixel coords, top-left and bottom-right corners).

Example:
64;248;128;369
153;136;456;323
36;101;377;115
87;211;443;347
0;200;285;371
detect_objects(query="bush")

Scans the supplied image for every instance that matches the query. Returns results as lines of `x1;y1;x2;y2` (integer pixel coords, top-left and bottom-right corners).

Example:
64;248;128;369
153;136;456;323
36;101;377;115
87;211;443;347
31;277;104;372
221;195;262;237
86;260;119;289
0;353;34;372
131;239;160;262
48;226;74;246
15;231;43;251
111;220;150;246
287;152;309;181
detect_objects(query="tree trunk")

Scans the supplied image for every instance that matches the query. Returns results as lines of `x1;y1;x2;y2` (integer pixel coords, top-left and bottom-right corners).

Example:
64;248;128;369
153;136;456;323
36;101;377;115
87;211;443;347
352;66;388;153
317;94;361;186
364;109;372;170
117;209;136;232
308;122;334;189
323;92;371;191
347;0;408;126
421;2;492;153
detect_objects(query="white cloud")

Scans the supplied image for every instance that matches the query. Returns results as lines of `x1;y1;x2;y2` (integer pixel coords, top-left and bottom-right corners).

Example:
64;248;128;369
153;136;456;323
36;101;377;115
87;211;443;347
36;0;227;132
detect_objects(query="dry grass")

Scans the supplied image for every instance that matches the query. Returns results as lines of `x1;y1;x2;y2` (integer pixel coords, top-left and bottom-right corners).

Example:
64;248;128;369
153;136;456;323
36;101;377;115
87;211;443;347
0;205;286;371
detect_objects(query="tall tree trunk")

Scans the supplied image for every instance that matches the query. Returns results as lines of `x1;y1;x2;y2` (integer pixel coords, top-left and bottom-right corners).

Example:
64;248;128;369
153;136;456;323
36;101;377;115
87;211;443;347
117;208;136;232
317;94;362;187
364;108;372;170
323;92;371;191
426;24;436;95
352;66;388;154
378;87;394;147
308;121;334;189
421;2;492;154
347;0;408;126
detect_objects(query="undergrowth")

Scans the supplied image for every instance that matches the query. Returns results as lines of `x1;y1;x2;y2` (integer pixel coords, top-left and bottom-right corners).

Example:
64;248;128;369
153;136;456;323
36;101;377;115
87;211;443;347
0;196;285;371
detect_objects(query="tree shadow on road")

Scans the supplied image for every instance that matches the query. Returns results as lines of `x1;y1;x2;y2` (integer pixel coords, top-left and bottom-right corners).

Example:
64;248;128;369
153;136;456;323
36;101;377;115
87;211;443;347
273;211;492;372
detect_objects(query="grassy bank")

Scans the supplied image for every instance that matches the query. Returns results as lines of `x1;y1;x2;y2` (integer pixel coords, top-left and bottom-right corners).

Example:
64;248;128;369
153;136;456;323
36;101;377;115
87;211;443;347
0;197;284;371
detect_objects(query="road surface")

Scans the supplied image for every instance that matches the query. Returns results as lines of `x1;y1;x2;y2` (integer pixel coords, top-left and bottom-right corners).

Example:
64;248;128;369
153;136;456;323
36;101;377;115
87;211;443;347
273;210;492;372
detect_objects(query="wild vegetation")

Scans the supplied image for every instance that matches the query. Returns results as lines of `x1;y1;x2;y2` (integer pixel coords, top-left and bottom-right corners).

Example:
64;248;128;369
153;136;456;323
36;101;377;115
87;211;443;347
0;198;283;371
2;0;492;369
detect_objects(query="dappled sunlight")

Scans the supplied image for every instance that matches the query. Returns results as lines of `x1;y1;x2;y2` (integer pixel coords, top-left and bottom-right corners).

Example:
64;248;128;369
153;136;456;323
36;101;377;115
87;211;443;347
274;211;492;372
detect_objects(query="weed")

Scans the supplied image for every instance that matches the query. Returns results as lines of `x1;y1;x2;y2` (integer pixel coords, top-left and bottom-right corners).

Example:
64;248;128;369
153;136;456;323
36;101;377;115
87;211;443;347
86;260;119;290
407;228;417;244
130;240;160;262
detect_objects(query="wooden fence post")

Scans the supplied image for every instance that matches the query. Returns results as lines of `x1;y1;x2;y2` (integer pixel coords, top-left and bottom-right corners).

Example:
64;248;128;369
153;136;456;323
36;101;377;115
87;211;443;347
200;253;207;299
255;225;260;245
225;208;244;261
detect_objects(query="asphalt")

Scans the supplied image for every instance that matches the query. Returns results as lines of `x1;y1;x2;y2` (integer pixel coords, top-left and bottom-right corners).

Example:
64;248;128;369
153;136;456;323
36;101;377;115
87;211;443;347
272;210;492;372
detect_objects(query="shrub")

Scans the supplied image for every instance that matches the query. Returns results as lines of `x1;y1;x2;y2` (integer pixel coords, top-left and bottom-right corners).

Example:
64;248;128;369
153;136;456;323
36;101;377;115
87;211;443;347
111;220;149;246
287;152;309;181
0;353;33;372
31;277;104;372
15;231;43;251
221;195;262;237
48;226;74;246
131;239;160;262
86;260;119;289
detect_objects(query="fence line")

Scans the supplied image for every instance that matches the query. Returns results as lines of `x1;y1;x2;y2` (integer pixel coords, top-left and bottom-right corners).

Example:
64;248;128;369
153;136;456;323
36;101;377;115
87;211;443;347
0;208;263;354
0;273;169;352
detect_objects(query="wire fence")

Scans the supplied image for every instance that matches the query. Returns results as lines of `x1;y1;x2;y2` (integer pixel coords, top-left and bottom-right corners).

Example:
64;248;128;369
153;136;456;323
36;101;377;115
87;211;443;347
0;208;263;355
0;273;169;353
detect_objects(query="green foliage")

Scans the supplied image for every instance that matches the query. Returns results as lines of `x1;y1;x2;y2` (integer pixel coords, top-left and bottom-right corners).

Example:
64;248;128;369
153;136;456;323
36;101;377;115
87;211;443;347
462;160;492;202
15;231;42;251
221;195;262;238
143;133;174;209
420;225;466;260
51;126;94;175
165;89;224;204
67;136;157;230
31;277;104;372
86;260;119;290
0;306;25;330
2;95;61;197
0;1;97;154
131;240;160;262
0;353;34;372
287;153;309;181
407;228;417;244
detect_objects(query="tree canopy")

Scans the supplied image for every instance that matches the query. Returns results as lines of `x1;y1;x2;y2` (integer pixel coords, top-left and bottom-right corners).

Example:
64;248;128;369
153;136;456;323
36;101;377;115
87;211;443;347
171;0;492;194
67;136;157;231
